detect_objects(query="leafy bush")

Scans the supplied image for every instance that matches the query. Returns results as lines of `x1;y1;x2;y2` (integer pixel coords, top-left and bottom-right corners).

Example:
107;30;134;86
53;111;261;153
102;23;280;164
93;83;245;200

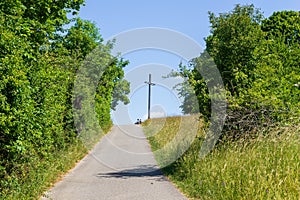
0;1;130;198
175;5;300;141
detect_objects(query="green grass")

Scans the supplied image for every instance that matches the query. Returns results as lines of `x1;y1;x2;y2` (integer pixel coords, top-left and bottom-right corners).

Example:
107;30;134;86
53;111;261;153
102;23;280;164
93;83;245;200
0;142;85;200
143;116;300;200
0;128;109;200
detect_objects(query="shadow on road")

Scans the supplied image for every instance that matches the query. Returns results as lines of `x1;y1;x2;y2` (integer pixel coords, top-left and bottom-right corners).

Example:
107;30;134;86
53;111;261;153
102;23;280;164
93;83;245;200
97;165;166;181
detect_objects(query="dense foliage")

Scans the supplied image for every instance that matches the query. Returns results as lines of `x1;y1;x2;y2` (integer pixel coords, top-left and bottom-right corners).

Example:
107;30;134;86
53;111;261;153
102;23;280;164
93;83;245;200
147;5;300;200
0;0;129;198
175;5;300;139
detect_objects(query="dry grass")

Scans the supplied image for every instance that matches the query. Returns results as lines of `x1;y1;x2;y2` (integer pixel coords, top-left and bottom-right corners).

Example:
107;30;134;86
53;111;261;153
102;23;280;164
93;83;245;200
144;116;300;200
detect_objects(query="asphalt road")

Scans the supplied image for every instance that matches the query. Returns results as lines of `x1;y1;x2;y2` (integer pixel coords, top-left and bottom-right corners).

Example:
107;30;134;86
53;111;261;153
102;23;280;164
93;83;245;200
42;125;187;200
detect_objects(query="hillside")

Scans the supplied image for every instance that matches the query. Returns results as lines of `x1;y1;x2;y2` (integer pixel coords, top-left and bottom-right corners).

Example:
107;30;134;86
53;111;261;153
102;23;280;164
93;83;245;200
143;116;300;199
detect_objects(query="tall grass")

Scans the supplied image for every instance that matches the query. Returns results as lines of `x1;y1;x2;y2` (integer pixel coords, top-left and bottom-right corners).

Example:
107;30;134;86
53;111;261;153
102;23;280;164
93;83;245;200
0;128;108;200
143;116;300;199
0;142;85;200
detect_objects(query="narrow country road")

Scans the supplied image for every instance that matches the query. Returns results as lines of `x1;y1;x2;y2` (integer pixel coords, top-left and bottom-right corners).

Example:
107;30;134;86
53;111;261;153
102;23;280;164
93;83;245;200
42;125;187;200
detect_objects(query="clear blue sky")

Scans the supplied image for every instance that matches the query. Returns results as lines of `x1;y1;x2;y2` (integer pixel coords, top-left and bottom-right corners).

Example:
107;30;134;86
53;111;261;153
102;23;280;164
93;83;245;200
78;0;300;125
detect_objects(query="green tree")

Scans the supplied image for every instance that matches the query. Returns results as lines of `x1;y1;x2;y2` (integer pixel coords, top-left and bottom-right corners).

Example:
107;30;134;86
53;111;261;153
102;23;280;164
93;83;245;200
0;1;134;197
61;18;103;60
95;57;130;130
262;11;300;44
111;78;130;111
0;25;34;161
72;40;130;136
165;62;199;115
206;4;265;96
0;0;84;48
243;11;300;121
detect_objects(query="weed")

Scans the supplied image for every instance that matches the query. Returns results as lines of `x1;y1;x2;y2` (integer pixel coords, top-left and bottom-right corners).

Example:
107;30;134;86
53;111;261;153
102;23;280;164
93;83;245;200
144;116;300;199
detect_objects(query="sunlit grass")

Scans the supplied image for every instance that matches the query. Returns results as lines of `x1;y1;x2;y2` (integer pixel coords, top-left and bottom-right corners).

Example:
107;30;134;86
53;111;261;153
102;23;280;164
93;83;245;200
143;115;204;167
144;116;300;199
0;128;108;200
0;142;87;200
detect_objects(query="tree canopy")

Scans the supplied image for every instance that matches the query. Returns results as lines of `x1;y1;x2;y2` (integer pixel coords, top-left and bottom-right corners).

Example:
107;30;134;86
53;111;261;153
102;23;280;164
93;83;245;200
0;1;130;196
175;4;300;140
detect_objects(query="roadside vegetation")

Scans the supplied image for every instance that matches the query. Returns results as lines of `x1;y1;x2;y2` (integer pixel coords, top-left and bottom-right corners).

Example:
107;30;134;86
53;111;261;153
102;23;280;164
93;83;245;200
144;4;300;200
0;1;129;199
144;117;299;199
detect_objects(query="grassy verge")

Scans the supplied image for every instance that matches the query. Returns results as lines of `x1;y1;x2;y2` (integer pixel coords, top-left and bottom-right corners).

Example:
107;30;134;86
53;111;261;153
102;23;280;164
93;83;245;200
143;116;300;199
0;128;110;200
1;142;87;200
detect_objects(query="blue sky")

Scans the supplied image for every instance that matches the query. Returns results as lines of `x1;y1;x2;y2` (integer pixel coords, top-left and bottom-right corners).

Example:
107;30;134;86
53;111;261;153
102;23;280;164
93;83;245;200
78;1;300;124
